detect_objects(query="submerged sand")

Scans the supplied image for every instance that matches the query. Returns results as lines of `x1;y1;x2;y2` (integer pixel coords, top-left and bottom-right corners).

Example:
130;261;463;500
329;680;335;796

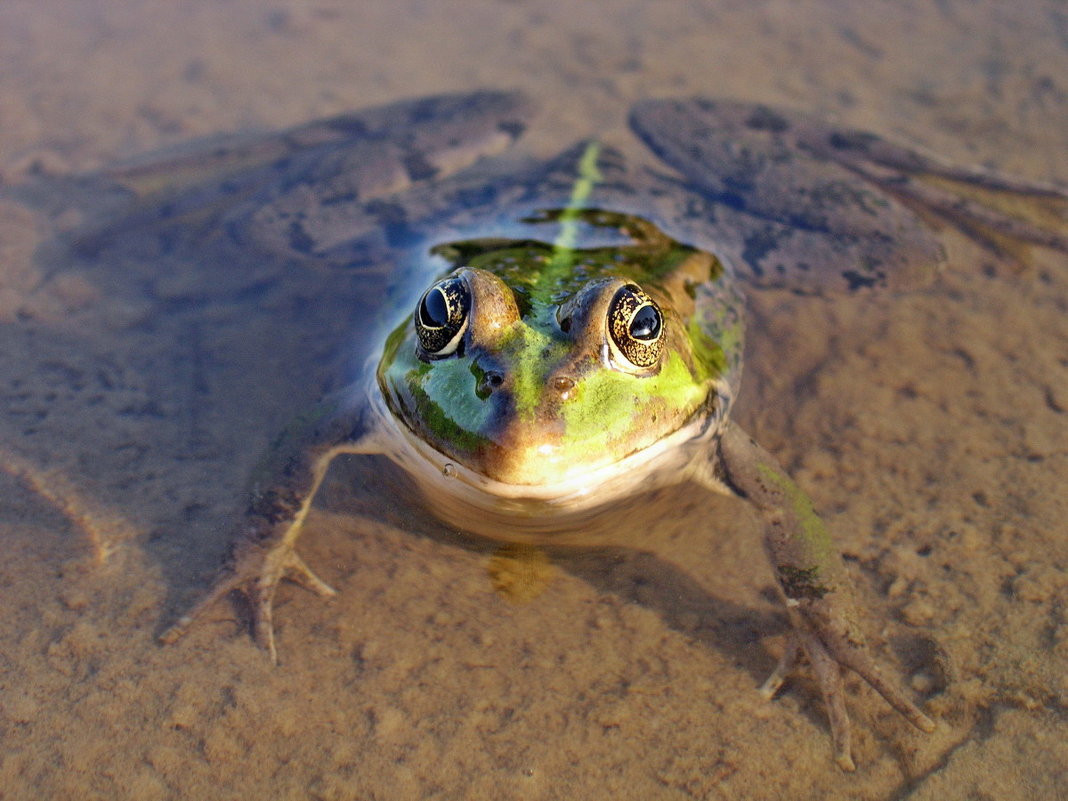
0;1;1066;799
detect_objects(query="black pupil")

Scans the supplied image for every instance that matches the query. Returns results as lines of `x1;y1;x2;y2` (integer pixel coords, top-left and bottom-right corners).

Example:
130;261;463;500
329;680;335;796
420;287;450;328
629;305;661;340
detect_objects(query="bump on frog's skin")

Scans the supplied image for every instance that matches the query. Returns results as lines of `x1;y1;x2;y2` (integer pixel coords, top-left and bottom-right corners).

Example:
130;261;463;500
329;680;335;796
142;92;1068;770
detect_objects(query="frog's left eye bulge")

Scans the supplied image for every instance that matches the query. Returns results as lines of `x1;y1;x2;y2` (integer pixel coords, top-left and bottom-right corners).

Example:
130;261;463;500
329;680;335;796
607;283;664;370
415;277;471;357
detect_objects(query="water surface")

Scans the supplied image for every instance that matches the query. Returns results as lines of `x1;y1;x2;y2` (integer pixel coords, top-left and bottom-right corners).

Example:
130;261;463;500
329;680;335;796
1;1;1066;799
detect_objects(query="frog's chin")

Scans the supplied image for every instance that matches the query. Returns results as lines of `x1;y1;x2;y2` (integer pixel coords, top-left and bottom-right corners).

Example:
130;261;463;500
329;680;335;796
456;432;663;489
370;396;720;544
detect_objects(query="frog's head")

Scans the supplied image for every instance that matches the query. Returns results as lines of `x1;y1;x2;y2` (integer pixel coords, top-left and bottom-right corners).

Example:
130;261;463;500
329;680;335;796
378;220;733;488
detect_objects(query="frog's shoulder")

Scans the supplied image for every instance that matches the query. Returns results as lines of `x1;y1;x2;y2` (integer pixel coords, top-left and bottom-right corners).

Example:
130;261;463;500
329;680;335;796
631;97;1068;294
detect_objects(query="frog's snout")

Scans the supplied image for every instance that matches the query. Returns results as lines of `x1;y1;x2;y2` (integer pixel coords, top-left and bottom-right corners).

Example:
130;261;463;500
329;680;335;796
475;365;576;402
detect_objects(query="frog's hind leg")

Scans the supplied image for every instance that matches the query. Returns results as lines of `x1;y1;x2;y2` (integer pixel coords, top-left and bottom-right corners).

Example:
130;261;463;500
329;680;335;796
630;98;1066;292
779;107;1068;266
859;155;1068;268
0;447;136;565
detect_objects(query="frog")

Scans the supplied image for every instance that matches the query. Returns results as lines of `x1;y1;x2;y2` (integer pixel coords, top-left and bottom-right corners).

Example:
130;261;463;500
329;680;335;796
34;91;1063;771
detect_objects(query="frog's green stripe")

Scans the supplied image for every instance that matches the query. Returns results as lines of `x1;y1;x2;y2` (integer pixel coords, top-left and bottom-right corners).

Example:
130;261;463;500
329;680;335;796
551;141;603;253
507;140;606;423
539;141;603;291
508;315;569;420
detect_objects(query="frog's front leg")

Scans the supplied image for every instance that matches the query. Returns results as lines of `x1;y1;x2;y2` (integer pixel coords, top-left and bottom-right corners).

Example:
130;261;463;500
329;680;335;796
707;424;935;771
160;393;379;663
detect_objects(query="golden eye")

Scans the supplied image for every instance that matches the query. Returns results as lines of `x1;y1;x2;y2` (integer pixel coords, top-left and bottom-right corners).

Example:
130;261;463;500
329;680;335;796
607;283;664;370
415;276;470;357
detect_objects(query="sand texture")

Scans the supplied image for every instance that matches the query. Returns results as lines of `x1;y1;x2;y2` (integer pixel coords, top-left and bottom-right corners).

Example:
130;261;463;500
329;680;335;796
0;1;1066;799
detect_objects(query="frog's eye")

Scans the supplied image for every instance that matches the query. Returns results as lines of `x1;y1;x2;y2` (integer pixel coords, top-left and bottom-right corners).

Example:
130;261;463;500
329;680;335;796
415;277;471;357
607;283;664;370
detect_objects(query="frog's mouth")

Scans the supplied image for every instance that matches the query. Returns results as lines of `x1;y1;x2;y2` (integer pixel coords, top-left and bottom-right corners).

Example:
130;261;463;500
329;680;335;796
458;420;607;488
386;359;702;488
373;390;719;507
382;328;719;489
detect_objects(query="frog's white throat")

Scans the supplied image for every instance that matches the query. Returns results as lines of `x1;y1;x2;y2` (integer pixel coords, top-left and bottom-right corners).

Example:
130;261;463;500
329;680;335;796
367;391;724;544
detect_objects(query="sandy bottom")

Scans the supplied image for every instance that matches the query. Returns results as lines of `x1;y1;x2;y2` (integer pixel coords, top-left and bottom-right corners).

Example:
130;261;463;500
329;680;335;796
0;1;1066;799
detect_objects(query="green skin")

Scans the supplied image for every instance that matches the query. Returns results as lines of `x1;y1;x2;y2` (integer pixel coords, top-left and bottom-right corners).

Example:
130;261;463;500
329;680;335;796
379;214;936;773
378;146;735;487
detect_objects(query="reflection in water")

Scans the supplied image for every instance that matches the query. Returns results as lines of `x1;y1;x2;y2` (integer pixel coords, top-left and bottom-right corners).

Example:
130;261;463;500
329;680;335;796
487;544;555;604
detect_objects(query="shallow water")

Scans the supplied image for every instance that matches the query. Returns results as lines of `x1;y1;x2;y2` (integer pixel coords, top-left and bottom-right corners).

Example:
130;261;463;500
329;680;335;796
1;1;1066;799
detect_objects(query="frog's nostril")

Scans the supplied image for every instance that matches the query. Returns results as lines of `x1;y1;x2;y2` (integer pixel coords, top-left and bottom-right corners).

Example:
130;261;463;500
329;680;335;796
476;370;506;399
552;376;575;394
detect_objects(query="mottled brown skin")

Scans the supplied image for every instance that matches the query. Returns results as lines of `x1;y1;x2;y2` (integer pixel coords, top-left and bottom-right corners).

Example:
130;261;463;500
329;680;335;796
630;97;1068;291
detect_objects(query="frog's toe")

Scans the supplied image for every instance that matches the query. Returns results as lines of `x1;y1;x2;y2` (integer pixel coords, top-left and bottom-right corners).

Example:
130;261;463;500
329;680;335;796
283;549;338;598
820;632;937;735
758;632;803;700
758;630;856;769
159;544;336;665
250;578;281;664
802;631;857;772
158;569;243;645
761;625;934;769
248;548;336;663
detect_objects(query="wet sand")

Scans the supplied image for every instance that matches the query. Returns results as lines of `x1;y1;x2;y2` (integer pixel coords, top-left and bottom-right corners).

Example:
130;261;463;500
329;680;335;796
1;1;1066;799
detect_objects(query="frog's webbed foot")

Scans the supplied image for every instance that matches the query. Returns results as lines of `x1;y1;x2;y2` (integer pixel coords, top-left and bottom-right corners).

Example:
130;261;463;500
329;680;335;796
159;537;337;664
712;424;935;769
247;542;338;663
760;611;936;772
160;394;376;661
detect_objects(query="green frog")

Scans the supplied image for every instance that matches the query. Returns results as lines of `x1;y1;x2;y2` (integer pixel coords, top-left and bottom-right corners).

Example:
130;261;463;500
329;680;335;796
67;91;1058;770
